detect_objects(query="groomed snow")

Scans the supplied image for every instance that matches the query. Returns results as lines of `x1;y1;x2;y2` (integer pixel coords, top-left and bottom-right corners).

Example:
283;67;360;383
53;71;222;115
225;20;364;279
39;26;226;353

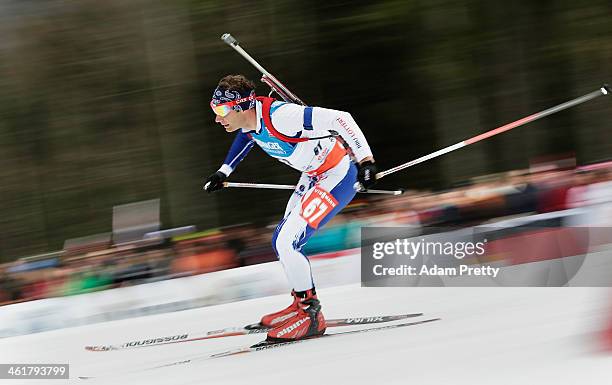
1;285;610;385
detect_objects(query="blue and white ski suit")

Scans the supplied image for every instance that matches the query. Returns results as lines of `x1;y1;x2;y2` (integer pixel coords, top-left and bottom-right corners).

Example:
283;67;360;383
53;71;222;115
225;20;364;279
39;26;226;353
217;99;373;291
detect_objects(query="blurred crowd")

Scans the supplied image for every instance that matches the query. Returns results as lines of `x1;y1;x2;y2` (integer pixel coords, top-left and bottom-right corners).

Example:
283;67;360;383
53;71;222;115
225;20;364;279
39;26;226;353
1;162;611;306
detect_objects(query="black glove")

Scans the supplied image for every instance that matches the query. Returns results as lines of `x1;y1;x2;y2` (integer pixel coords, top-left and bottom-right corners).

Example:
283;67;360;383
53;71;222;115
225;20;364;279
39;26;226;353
357;160;378;189
204;171;227;193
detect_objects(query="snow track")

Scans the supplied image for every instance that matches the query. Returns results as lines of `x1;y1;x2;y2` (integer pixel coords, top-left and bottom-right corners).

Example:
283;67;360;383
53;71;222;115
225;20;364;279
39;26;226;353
1;285;610;384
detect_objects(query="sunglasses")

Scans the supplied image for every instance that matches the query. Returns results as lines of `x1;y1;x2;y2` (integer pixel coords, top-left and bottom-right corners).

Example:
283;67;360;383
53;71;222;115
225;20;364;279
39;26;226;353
210;95;255;117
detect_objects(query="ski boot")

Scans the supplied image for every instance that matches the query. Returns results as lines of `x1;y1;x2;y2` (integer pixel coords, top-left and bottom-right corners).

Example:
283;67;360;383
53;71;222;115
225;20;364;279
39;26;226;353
266;289;326;341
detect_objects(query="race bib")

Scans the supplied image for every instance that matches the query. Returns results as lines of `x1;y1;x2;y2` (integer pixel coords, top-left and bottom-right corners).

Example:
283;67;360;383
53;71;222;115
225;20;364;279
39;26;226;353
300;186;338;228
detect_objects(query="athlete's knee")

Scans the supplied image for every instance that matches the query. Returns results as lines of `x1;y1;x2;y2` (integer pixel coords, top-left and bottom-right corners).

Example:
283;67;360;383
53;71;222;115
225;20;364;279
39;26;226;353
272;224;296;257
271;223;287;256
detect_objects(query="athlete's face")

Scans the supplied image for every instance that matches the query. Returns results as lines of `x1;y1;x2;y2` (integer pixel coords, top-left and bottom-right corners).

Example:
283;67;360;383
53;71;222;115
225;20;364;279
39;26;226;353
214;110;243;132
214;107;257;133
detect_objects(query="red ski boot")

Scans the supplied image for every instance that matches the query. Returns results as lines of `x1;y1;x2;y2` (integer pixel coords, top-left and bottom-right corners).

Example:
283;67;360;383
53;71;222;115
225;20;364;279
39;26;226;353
266;289;326;342
259;290;300;328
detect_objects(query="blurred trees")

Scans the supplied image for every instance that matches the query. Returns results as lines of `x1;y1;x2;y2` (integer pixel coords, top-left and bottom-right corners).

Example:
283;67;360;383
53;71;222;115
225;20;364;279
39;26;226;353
1;0;611;260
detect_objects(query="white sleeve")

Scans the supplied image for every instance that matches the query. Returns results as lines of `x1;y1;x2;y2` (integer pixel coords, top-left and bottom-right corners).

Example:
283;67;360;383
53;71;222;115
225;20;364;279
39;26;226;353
271;103;374;162
312;106;373;162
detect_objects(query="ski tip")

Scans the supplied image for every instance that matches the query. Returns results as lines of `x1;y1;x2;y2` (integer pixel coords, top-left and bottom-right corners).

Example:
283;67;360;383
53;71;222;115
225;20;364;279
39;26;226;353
382;313;423;318
378;313;424;320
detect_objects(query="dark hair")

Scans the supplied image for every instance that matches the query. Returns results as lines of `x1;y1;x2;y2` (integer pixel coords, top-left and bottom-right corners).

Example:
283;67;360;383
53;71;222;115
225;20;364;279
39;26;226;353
217;74;255;94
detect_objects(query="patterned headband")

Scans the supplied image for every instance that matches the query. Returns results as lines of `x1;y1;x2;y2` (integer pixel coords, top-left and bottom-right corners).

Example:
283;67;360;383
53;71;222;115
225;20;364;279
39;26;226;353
211;87;256;112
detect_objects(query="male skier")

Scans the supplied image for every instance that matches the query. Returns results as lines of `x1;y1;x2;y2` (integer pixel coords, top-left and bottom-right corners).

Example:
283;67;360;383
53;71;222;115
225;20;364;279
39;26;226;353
204;75;377;341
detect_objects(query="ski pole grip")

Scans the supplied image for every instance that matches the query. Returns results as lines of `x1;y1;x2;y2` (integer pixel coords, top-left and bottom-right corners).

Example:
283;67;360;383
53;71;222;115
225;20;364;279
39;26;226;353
221;33;239;47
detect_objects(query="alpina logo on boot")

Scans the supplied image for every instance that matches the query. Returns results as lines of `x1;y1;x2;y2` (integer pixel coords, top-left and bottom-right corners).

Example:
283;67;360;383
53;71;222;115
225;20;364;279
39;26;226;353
271;311;298;325
276;317;309;337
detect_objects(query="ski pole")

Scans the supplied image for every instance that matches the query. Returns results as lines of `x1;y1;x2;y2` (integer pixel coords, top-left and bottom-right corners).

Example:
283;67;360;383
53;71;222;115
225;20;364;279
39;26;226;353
377;85;611;179
220;182;404;196
221;34;306;105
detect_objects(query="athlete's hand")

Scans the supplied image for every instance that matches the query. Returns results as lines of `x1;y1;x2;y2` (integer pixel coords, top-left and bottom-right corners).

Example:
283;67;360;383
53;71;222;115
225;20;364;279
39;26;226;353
357;160;378;189
204;171;227;193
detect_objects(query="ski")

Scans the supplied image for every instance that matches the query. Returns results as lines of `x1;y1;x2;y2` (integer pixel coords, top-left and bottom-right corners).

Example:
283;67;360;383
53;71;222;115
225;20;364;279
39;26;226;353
211;318;441;358
78;317;439;380
85;313;422;352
